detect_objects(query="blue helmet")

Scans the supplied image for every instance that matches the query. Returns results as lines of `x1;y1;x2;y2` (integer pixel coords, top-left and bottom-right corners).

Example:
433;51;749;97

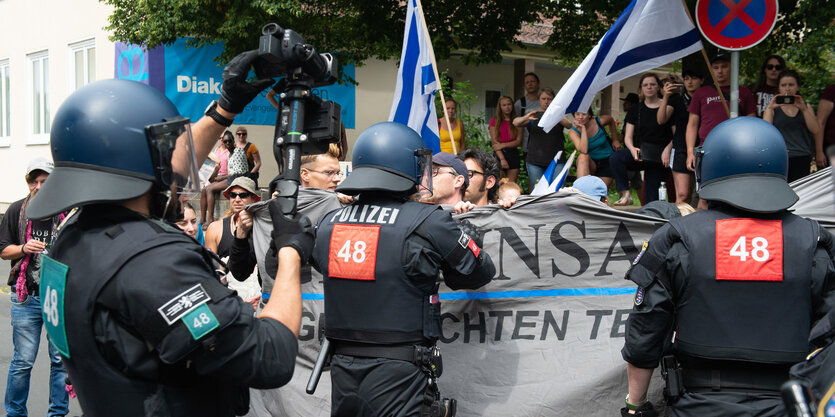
28;79;200;219
336;122;432;196
696;116;797;213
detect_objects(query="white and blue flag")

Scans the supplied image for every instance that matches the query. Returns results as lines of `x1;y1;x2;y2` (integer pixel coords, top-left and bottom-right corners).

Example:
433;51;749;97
531;150;578;196
538;0;702;132
389;0;441;153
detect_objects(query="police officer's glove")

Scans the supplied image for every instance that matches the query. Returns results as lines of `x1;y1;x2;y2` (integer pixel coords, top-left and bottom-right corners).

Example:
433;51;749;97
457;219;484;248
218;50;274;114
619;401;658;417
267;200;314;263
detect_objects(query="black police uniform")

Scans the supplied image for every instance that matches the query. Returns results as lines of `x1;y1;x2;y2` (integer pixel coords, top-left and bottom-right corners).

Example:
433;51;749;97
43;205;298;416
622;204;835;416
313;196;495;416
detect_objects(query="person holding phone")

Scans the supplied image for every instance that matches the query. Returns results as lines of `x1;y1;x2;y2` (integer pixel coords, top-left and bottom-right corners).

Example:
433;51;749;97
609;73;673;205
659;70;703;203
763;69;822;182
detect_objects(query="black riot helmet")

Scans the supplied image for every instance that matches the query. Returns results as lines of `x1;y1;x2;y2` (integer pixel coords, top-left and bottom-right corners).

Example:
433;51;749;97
695;116;797;213
336;122;432;197
27;79;200;221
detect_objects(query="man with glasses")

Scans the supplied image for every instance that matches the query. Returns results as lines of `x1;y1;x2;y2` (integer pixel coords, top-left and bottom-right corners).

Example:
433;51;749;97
300;147;342;191
459;148;500;207
420;152;469;206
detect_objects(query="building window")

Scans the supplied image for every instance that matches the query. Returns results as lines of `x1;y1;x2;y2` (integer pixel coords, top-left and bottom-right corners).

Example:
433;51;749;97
69;39;95;91
27;50;50;143
482;86;504;123
0;59;10;146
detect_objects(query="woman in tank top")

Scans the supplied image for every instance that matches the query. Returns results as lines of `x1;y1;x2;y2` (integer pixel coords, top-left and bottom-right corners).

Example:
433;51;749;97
763;69;821;182
439;98;466;153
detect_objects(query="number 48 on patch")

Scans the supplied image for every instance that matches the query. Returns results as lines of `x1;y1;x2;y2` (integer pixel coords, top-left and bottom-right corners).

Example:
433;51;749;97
715;218;783;281
328;224;380;281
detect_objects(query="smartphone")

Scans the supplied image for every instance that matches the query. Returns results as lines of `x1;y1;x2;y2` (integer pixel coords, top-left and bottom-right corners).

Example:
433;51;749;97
674;83;685;95
636;150;642;160
776;95;795;105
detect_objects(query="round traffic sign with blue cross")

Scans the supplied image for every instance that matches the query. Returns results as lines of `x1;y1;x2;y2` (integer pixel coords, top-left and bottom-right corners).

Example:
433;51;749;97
696;0;778;50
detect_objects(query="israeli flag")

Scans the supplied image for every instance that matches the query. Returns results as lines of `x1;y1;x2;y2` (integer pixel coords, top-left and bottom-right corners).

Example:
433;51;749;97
531;151;578;196
389;0;441;153
538;0;702;132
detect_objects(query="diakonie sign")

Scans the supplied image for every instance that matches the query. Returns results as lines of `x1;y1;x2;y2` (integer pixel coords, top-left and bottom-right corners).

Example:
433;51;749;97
245;191;667;417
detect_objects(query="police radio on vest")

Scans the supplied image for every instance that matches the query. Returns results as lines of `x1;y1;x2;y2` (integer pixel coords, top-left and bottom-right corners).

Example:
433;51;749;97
176;75;222;95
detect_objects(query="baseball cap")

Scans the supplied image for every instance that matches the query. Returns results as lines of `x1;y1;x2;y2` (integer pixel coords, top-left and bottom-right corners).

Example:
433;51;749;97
432;152;469;188
711;52;731;63
223;176;261;201
572;175;608;200
26;157;54;177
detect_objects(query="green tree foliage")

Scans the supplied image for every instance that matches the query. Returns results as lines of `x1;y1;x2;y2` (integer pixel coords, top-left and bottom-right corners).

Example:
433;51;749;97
103;0;541;69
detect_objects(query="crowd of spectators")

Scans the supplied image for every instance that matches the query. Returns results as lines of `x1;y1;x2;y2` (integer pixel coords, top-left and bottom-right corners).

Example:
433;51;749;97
440;52;835;211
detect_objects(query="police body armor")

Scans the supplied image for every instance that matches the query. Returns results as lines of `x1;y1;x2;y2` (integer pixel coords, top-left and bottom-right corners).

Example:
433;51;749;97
669;209;818;366
46;208;244;416
317;200;441;344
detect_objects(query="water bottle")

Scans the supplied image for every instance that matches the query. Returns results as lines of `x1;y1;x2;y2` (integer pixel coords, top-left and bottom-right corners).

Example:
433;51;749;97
658;182;668;201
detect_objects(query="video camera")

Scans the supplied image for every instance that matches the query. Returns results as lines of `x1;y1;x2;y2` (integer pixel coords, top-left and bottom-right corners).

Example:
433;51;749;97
257;22;342;215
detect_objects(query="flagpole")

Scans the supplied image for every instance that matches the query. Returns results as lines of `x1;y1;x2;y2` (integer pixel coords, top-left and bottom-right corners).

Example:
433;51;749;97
680;0;730;118
414;0;457;154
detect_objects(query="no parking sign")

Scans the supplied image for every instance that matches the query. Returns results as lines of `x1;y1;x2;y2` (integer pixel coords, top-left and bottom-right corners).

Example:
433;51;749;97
695;0;778;50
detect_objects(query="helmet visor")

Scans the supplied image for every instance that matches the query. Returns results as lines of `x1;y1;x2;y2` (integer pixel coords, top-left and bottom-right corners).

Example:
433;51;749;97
415;148;433;198
145;117;201;199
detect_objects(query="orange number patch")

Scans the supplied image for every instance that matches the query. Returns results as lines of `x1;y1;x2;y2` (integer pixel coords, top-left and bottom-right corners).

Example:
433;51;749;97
328;224;380;280
715;219;783;281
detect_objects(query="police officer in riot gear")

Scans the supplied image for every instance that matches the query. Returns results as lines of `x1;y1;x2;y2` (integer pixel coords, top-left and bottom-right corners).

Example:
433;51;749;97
27;56;312;416
312;122;495;416
621;116;835;416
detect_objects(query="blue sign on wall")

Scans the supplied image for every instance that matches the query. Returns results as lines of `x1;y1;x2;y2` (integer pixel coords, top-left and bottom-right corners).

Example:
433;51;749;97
163;38;356;128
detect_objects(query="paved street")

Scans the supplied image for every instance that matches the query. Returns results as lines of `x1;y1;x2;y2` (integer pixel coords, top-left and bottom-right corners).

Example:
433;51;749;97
0;261;83;416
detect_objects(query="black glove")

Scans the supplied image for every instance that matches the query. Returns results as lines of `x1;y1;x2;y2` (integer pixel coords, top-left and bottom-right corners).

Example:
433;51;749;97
619;401;658;417
218;50;274;114
457;219;484;248
267;199;315;263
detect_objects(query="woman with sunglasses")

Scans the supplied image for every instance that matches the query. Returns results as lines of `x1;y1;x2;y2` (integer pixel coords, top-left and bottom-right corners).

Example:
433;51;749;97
200;131;236;225
205;177;262;309
205;177;260;270
749;55;786;117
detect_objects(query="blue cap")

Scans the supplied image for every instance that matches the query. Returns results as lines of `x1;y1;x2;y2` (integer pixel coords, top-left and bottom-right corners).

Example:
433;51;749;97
573;175;608;200
432;152;469;188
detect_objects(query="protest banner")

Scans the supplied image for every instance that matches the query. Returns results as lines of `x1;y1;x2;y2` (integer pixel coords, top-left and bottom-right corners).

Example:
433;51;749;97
244;190;668;416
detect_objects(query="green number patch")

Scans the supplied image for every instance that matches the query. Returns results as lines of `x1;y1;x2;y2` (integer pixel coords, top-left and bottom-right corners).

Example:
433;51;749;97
40;256;70;357
181;304;219;341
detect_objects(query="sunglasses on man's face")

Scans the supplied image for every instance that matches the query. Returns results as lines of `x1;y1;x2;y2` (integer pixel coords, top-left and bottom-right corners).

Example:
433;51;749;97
228;191;252;199
236;132;247;137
